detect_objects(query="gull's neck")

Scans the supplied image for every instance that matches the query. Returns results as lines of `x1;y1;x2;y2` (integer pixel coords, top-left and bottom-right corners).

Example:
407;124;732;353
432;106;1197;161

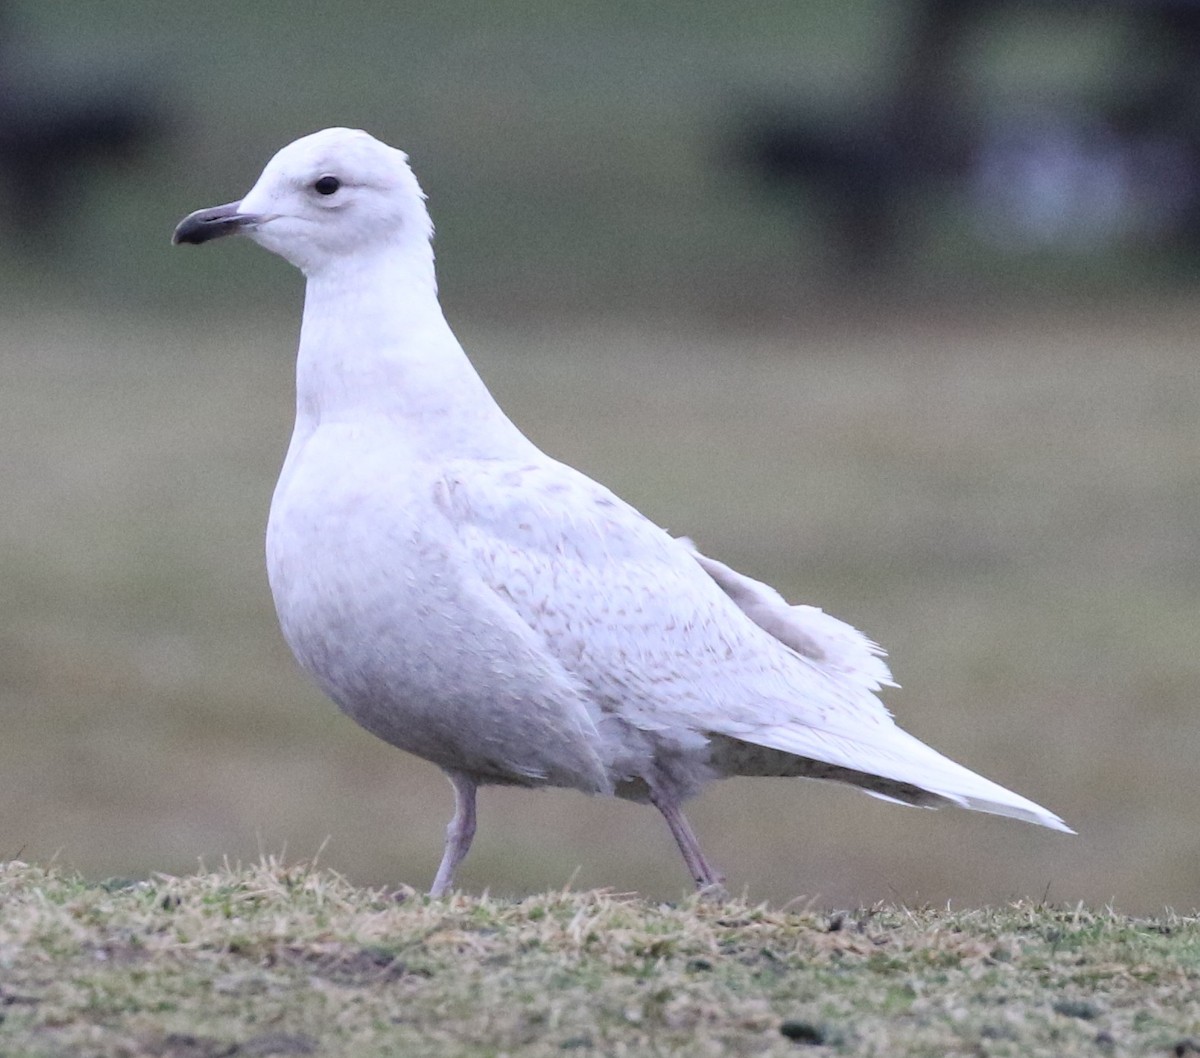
293;245;533;458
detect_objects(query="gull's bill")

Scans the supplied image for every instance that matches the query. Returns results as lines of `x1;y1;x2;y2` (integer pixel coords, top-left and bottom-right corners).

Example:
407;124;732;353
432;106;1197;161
172;201;260;245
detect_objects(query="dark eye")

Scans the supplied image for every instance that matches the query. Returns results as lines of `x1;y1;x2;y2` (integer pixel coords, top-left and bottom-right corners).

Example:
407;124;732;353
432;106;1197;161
313;175;341;196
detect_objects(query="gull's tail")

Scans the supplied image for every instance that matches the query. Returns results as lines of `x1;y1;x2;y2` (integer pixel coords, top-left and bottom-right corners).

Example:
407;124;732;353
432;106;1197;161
713;721;1073;833
830;725;1074;832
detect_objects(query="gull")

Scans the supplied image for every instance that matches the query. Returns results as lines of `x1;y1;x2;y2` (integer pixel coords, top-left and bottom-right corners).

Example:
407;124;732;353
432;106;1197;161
173;128;1071;896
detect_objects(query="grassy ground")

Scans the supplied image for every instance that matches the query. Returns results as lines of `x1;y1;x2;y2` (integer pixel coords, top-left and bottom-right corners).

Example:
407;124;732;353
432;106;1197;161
2;303;1199;911
2;859;1198;1057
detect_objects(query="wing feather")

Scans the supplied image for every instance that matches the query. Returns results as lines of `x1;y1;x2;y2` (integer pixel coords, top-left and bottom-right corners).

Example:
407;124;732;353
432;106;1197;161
439;456;1071;832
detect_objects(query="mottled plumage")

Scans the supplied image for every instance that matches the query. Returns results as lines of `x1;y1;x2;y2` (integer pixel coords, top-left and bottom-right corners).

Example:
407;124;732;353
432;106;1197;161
173;128;1070;895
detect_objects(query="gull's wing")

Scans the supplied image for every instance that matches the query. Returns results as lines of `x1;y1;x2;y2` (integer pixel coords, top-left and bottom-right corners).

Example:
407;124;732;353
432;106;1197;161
438;456;890;738
437;456;1071;832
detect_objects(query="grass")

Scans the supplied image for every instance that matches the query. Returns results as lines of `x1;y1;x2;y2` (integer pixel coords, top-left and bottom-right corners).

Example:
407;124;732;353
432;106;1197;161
2;858;1199;1057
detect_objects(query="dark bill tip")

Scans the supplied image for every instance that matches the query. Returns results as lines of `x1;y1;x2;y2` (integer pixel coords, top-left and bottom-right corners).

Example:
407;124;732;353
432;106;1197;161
172;201;258;245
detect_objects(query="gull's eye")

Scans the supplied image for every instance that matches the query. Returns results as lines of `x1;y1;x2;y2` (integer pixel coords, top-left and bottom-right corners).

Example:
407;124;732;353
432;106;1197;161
313;175;341;196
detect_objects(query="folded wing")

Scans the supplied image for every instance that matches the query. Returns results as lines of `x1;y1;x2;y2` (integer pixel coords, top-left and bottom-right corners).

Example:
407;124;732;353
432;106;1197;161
442;457;1071;833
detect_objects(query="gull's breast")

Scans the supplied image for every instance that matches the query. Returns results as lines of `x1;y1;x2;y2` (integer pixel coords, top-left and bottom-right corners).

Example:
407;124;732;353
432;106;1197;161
263;423;613;791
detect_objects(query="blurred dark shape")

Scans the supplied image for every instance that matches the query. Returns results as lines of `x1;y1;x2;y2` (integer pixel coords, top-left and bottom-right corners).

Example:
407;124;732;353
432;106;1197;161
735;0;1200;274
0;1;169;247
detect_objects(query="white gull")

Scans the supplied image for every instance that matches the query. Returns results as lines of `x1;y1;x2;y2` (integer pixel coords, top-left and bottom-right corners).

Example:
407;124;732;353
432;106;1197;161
173;127;1071;896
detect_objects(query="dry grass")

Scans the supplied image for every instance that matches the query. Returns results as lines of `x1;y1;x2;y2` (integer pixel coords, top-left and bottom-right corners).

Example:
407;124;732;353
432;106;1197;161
2;859;1198;1057
2;304;1199;909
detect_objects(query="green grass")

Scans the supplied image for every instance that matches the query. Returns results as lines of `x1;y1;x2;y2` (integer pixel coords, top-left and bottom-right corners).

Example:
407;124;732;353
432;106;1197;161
2;859;1198;1057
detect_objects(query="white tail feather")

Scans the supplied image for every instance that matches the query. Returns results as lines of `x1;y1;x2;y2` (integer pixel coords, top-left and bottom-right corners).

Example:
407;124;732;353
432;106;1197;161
759;721;1074;833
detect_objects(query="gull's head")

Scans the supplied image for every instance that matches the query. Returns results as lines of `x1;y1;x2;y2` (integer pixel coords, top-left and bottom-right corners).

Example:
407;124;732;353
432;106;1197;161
172;128;432;276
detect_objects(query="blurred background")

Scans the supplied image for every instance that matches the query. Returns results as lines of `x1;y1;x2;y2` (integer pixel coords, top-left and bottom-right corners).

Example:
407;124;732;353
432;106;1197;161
2;0;1199;913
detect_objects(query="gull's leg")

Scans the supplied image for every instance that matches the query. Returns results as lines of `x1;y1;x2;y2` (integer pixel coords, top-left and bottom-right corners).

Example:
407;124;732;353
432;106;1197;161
649;788;726;893
429;771;478;897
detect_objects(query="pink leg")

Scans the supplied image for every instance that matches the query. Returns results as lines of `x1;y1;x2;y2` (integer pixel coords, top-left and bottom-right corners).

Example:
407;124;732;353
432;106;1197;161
429;771;477;897
649;789;725;892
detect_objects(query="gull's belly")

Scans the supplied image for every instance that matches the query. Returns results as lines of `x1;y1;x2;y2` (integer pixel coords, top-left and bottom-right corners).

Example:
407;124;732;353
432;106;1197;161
263;432;610;790
267;449;456;748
